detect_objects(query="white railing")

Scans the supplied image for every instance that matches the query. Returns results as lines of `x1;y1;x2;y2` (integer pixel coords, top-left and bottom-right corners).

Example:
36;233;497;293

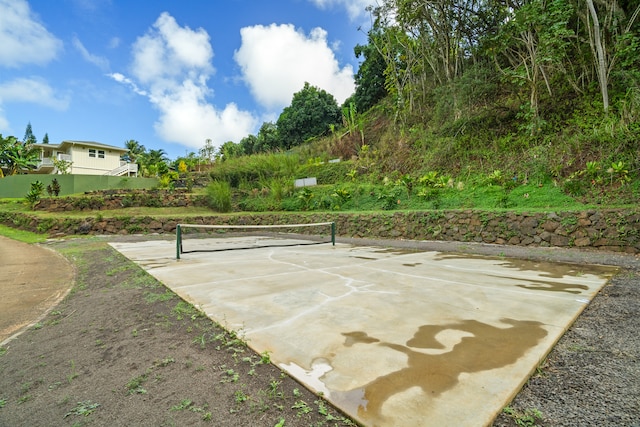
105;163;138;176
35;153;72;170
36;158;54;169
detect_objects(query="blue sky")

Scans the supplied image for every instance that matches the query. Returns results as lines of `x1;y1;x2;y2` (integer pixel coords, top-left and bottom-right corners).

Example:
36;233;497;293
0;0;373;160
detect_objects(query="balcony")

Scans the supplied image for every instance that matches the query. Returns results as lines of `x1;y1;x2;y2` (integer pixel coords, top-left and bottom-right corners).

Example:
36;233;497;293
34;154;72;172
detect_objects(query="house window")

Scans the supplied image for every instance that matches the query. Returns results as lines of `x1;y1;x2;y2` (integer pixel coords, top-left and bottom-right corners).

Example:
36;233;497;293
88;149;105;158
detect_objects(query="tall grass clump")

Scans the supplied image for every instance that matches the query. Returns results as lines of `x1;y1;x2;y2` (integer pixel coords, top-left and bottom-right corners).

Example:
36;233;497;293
209;153;301;187
205;181;232;213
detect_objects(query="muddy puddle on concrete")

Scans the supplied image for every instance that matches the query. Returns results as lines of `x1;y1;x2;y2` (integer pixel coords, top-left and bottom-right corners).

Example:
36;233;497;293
332;319;548;425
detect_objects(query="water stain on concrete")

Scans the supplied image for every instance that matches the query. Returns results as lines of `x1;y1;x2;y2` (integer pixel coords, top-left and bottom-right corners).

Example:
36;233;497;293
402;263;422;267
337;318;547;425
342;331;380;347
512;278;589;294
434;253;616;279
373;248;421;255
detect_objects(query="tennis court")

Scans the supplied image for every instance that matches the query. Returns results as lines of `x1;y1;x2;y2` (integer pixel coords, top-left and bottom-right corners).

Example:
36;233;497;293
110;234;615;427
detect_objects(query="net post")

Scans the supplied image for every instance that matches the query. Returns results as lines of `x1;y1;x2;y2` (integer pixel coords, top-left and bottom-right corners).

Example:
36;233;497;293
176;224;182;260
331;222;335;246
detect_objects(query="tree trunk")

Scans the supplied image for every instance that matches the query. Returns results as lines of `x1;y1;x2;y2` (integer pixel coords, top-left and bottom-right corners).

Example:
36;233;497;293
586;0;610;113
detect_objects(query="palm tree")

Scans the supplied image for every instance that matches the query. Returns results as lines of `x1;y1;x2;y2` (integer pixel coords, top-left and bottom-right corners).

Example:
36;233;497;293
123;139;146;163
138;148;168;177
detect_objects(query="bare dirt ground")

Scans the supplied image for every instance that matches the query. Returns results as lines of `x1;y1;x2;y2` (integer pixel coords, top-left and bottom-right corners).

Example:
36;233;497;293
0;235;638;426
0;236;74;343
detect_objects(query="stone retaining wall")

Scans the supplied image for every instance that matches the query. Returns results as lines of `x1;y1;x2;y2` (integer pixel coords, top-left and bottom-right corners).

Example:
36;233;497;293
33;189;207;211
2;209;639;253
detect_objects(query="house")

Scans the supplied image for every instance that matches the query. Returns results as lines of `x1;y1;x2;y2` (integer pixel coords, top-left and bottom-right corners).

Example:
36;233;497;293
30;140;137;176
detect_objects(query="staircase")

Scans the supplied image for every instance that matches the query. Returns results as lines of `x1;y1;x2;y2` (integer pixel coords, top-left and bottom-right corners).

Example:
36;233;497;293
105;163;138;176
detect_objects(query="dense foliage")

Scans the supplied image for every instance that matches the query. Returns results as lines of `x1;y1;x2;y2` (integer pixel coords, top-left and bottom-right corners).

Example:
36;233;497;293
201;0;639;214
0;134;40;177
5;0;639;212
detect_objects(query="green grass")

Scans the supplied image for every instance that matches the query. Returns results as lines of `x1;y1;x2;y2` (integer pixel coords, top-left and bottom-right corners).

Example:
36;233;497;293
256;180;596;213
0;224;47;243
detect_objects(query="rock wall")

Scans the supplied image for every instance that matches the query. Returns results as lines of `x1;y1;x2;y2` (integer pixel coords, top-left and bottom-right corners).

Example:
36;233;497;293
2;209;639;253
34;189;207;211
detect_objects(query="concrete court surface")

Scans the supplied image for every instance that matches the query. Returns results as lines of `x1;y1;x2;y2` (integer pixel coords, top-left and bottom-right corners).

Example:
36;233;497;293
110;237;616;427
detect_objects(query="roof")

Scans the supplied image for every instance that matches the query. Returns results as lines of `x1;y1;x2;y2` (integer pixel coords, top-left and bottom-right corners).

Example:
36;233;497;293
32;140;129;153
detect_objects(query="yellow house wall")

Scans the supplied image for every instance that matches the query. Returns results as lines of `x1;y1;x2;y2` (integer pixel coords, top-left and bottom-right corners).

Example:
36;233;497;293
67;144;124;175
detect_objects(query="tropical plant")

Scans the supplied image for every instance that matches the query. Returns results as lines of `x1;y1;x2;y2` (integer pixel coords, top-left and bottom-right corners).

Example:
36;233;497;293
123;139;145;163
46;179;61;197
52;158;73;174
609;161;630;184
0;134;40;175
297;187;315;210
25;181;44;209
138;149;168;177
205;181;232;212
398;174;414;197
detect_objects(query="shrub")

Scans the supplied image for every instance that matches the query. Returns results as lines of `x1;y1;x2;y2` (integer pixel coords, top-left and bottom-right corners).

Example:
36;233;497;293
25;181;44;209
46;179;61;197
206;181;232;212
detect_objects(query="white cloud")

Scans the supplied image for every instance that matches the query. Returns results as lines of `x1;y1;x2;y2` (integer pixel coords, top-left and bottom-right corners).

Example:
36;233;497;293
112;12;257;151
234;24;355;111
0;77;70;132
73;36;110;71
0;77;70;110
153;90;257;150
108;73;147;96
0;0;63;68
309;0;374;20
131;12;214;85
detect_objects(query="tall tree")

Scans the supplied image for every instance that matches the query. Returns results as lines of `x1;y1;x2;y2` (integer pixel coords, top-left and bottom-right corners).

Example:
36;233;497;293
23;122;37;145
276;83;342;149
238;122;281;155
42;133;50;144
579;0;640;113
199;139;216;164
353;26;388;113
489;0;575;132
218;141;244;161
256;122;281;152
123;139;145;163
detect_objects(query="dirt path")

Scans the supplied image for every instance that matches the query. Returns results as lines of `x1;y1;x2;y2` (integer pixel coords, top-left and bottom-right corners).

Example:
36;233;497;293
0;236;74;344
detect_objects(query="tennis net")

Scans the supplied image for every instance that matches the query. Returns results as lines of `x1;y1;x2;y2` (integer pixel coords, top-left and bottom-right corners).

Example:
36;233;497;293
176;222;335;259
